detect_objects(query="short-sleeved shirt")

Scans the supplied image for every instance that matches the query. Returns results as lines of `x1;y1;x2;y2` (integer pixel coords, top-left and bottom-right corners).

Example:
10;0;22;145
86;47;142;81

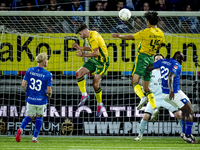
134;28;165;56
87;31;109;63
24;66;52;105
153;58;181;94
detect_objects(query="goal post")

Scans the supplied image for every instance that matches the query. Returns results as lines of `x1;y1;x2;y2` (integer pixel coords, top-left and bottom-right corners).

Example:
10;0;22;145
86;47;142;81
0;11;199;136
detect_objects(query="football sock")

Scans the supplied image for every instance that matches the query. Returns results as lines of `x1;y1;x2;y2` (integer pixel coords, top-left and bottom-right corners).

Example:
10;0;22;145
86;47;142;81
95;88;102;103
181;119;185;133
139;119;147;135
147;91;157;109
185;121;193;136
33;117;43;138
20;116;32;130
97;103;102;106
77;77;87;96
133;84;145;99
178;119;185;133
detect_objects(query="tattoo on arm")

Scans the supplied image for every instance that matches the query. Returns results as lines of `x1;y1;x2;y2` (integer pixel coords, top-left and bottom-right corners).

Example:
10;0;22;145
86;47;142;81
22;81;27;92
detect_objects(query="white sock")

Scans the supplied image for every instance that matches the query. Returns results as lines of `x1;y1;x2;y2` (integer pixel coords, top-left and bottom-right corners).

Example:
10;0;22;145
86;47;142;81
139;133;143;137
139;119;148;135
82;92;87;96
97;102;102;106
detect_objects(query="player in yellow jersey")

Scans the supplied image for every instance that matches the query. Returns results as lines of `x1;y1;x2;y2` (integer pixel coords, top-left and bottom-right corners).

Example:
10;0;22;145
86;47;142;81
112;11;165;121
72;23;109;117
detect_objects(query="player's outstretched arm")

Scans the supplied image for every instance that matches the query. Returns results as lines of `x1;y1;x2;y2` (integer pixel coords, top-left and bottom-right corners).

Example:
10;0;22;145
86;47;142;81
168;72;175;100
21;80;27;92
112;33;134;40
146;64;155;72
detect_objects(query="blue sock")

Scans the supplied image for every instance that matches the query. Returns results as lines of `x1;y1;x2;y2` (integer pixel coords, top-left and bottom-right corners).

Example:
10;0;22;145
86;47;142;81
33;117;43;138
181;119;185;133
185;122;193;136
139;119;148;135
20;116;32;130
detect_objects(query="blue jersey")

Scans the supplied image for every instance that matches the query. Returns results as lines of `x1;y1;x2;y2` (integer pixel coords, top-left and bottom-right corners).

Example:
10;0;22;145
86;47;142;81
23;66;52;105
153;58;181;94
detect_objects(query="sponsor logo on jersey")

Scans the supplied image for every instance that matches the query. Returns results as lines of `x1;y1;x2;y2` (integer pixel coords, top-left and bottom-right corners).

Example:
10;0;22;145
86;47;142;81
174;65;178;69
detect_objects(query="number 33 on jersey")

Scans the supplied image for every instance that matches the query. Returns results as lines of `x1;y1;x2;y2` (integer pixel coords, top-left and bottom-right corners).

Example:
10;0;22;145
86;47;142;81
24;66;52;105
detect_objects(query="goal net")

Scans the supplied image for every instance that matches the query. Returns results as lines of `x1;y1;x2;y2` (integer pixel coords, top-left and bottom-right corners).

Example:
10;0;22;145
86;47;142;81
0;11;199;136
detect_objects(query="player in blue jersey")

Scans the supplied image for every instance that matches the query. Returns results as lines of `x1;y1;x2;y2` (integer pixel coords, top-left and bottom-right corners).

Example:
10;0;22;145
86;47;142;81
16;53;52;143
146;51;196;143
134;54;183;141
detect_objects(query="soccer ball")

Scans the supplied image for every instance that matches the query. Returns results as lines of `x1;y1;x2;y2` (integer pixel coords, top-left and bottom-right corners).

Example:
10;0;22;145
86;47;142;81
119;8;131;21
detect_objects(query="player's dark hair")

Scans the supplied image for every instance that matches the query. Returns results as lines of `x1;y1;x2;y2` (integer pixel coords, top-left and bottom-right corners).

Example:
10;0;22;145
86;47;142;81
172;51;184;60
154;54;164;59
76;23;88;34
144;11;159;25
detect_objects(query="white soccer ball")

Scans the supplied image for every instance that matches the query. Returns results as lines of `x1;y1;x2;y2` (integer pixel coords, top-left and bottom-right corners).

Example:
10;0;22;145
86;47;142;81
119;8;131;21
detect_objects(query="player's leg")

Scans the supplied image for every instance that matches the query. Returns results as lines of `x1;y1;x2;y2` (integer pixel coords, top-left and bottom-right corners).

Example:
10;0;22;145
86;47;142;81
93;74;104;117
32;104;46;143
16;103;35;142
162;99;183;129
171;90;196;143
181;102;196;143
142;81;159;122
76;60;95;106
134;102;152;141
173;110;186;139
131;54;147;110
132;75;148;110
93;61;109;117
142;81;157;109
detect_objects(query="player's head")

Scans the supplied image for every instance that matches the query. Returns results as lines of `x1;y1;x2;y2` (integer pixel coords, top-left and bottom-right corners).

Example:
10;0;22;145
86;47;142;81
76;23;89;39
172;51;184;65
36;53;48;67
154;54;164;62
144;11;159;26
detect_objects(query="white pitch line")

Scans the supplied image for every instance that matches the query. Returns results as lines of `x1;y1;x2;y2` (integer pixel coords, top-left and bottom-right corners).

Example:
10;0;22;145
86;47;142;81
1;147;200;149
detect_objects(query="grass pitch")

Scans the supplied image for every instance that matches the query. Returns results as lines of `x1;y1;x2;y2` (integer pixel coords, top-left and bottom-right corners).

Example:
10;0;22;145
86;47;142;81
0;136;199;150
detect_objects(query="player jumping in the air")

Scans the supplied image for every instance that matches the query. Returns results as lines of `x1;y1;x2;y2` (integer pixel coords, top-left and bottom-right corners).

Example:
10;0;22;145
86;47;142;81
16;53;52;143
73;23;109;117
112;11;165;121
134;54;183;141
146;51;197;143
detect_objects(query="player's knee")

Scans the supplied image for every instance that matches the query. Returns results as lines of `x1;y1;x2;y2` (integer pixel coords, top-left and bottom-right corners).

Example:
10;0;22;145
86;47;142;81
143;87;150;93
173;111;183;120
131;81;138;87
76;71;80;78
28;116;35;119
92;82;99;91
37;115;43;118
143;113;150;121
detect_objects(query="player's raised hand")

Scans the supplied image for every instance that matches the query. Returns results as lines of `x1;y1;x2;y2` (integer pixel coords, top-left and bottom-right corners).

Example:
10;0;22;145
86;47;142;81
169;91;174;100
72;43;80;50
76;50;84;57
112;33;119;38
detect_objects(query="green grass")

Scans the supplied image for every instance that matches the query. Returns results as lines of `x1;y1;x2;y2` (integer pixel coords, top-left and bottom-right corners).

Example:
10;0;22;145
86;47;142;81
0;136;199;150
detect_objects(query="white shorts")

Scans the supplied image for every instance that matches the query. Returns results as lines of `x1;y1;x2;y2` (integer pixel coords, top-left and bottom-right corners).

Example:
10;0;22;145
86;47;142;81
26;102;46;116
145;97;178;114
162;90;190;109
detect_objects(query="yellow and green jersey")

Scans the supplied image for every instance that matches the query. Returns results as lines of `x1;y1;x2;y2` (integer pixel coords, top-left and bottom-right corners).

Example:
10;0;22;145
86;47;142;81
134;27;165;56
87;31;109;63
